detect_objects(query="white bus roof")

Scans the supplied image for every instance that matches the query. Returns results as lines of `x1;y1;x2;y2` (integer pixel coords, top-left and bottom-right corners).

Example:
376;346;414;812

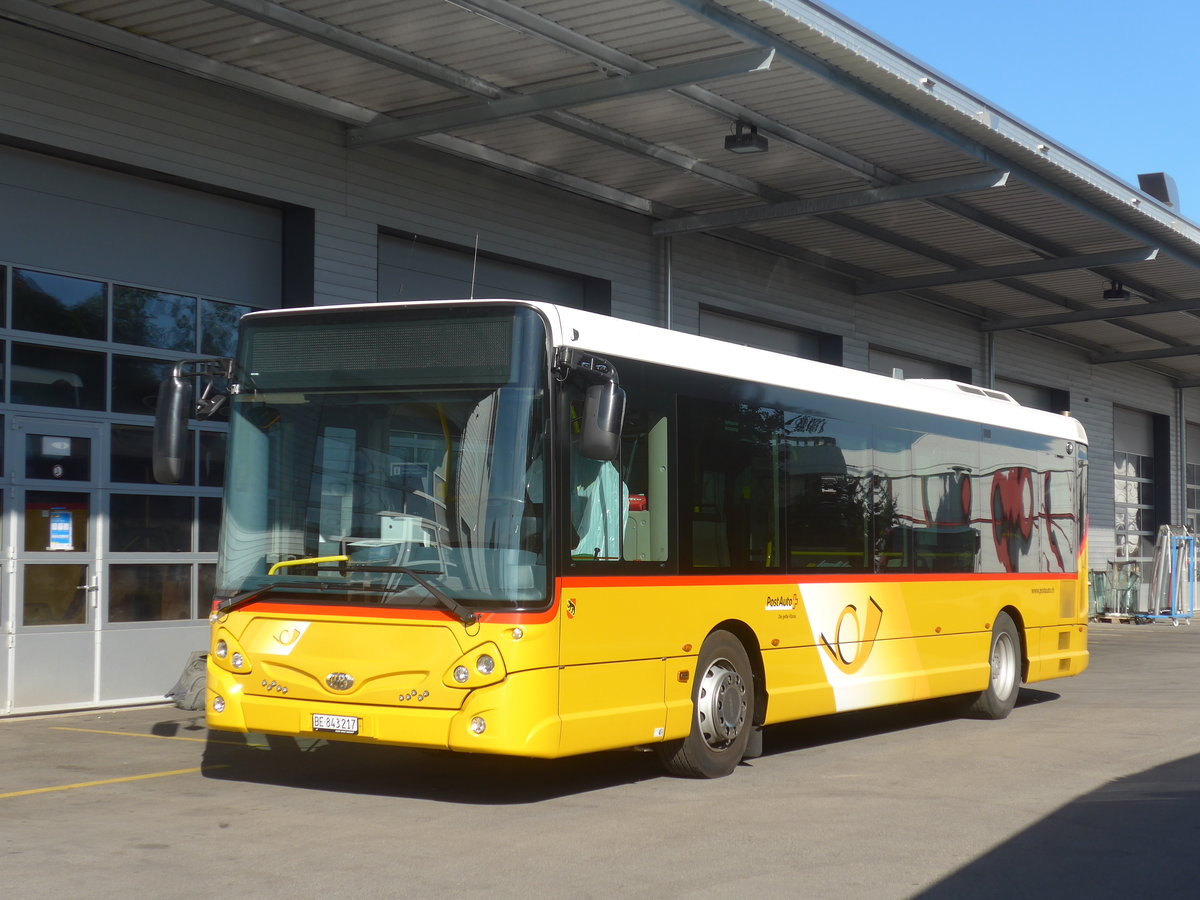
246;299;1087;445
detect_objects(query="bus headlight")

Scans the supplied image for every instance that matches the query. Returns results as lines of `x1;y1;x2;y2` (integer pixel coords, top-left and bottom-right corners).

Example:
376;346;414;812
443;642;506;688
212;632;252;674
212;695;225;713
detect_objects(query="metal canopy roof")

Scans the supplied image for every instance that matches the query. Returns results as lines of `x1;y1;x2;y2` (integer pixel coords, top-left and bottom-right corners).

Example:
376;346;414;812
8;0;1200;384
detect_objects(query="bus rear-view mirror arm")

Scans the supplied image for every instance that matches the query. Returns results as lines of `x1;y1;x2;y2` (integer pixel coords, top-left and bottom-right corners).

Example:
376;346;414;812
153;357;234;484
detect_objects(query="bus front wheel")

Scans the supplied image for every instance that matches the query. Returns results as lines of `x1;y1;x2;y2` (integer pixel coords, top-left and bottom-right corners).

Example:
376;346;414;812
963;612;1021;719
657;630;754;778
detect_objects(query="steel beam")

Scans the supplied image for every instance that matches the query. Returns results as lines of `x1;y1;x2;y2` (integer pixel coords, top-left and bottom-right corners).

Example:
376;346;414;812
983;297;1200;331
652;171;1009;237
856;248;1159;295
348;47;774;146
1091;344;1200;364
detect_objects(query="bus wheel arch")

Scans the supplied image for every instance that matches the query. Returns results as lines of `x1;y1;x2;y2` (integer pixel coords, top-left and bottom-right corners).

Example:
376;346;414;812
656;625;759;778
712;619;767;725
962;609;1024;720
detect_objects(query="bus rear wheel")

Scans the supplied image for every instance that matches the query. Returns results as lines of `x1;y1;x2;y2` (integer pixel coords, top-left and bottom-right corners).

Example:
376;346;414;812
656;631;754;778
963;612;1021;719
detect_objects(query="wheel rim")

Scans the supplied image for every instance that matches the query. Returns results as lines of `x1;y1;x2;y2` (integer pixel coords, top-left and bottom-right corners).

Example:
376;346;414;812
696;657;747;749
989;631;1018;701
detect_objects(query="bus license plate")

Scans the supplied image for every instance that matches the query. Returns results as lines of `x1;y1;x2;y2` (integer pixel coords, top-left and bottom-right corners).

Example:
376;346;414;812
312;714;359;735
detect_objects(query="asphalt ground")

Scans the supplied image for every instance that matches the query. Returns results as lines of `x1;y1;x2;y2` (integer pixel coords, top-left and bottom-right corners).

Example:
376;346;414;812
3;621;1199;899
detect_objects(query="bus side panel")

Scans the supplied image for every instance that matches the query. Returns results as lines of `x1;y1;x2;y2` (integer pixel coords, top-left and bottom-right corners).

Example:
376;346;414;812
558;659;667;756
756;646;839;726
1024;625;1089;684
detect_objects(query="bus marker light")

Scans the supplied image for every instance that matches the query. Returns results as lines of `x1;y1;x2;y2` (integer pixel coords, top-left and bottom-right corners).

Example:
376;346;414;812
682;643;692;652
771;638;780;647
470;717;486;734
454;666;470;684
678;671;690;683
511;627;524;640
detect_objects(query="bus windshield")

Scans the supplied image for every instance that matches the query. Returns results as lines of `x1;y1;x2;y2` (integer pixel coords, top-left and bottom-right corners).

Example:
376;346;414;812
218;305;550;611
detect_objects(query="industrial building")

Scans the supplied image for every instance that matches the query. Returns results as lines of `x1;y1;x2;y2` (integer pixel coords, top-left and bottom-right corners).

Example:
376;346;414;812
2;0;1199;713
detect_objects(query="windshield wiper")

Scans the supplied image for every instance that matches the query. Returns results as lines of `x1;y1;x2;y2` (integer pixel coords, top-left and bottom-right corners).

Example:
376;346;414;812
221;567;479;626
343;563;479;626
216;580;342;614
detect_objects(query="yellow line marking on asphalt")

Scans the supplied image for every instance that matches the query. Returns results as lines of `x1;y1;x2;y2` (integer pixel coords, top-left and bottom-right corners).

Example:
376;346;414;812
52;726;209;743
0;766;220;799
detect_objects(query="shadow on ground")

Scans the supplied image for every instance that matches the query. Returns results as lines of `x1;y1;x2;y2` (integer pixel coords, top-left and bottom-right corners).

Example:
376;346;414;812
916;751;1200;898
185;688;1059;804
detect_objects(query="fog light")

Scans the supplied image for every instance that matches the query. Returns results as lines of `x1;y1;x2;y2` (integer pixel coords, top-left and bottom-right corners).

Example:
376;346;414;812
215;639;228;659
454;666;470;684
476;654;495;675
470;716;486;734
212;695;225;713
231;652;245;669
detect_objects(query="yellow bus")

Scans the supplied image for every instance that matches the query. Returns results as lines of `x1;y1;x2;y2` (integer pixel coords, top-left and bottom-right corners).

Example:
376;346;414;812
156;299;1088;778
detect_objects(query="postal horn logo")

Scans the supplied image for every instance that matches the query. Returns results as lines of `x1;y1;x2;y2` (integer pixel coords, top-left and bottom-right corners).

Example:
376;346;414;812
819;597;884;675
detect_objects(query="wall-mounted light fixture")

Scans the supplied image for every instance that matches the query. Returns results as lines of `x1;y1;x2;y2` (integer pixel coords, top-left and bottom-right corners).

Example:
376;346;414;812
725;121;768;154
1102;279;1131;301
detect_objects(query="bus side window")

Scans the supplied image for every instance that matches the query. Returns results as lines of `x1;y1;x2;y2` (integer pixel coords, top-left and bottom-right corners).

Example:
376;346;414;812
568;391;670;563
620;404;669;562
680;400;780;571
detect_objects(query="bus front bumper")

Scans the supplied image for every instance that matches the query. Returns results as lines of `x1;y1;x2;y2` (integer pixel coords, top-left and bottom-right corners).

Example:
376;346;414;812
206;666;562;758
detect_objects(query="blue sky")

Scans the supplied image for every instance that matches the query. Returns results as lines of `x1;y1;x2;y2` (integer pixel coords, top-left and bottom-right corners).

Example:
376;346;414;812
824;0;1199;218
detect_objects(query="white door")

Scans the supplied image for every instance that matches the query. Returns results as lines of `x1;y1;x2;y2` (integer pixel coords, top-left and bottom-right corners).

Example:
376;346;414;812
5;417;103;712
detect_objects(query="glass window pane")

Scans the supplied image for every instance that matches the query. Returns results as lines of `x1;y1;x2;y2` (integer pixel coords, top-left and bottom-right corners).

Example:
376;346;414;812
201;299;251;357
113;285;197;351
198;431;227;487
25;491;89;552
0;266;7;327
198;564;216;619
109;564;191;622
1135;455;1152;478
23;564;88;626
110;423;194;486
112;355;172;415
110;494;191;552
25;434;90;481
199;497;221;551
11;343;105;410
12;269;105;340
110;424;152;484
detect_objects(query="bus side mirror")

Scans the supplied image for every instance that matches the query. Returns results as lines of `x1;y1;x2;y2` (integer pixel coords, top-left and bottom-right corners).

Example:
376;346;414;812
153;374;192;484
580;381;625;461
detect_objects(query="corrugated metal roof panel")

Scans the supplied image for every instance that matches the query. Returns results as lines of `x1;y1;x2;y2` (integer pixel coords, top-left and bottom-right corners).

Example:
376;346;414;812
18;0;1200;381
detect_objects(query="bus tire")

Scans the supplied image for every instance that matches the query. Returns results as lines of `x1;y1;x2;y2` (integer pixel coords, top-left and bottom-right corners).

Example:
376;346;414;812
656;630;754;778
963;612;1021;719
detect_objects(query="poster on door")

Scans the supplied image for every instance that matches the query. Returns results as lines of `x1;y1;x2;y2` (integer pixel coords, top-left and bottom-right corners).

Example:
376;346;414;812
48;509;74;551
